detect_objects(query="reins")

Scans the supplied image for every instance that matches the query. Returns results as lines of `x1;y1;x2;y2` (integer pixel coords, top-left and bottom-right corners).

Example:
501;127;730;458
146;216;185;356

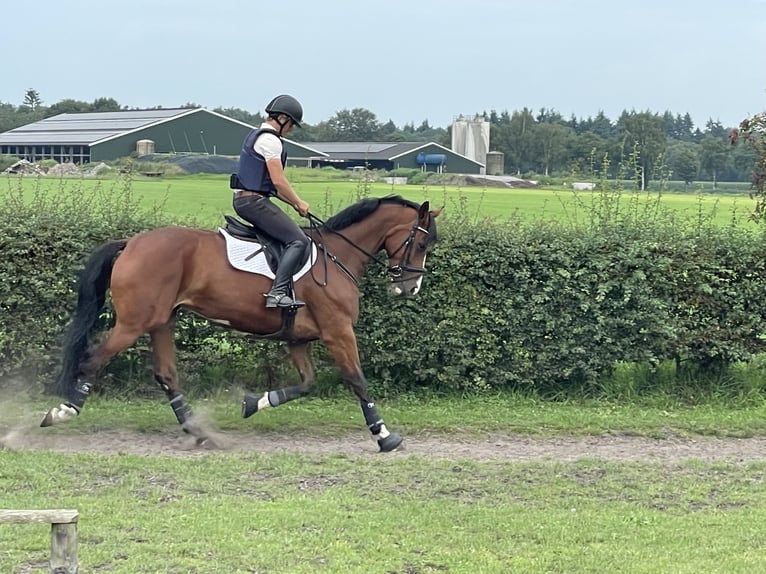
305;209;431;287
306;213;361;286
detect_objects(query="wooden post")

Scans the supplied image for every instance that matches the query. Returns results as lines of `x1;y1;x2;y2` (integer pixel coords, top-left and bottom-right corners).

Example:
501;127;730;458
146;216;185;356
0;509;79;574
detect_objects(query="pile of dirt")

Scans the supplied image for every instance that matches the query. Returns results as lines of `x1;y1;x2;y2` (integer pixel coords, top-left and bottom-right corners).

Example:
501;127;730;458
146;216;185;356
437;174;539;189
2;160;113;177
47;163;81;177
2;159;45;175
83;162;113;176
462;175;539;188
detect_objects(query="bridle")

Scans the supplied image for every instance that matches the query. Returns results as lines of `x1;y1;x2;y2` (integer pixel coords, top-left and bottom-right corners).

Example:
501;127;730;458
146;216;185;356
307;212;432;285
384;220;431;282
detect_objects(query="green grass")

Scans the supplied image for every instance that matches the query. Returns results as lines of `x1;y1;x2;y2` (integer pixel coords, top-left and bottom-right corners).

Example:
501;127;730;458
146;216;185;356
3;450;765;573
2;170;757;229
5;389;766;441
3;170;765;572
2;395;766;573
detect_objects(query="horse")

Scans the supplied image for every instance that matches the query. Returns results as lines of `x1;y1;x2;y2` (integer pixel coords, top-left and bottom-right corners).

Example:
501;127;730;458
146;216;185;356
40;195;442;452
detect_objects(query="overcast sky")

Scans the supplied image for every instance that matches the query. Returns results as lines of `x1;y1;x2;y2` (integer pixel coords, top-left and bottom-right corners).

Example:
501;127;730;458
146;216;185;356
5;0;765;130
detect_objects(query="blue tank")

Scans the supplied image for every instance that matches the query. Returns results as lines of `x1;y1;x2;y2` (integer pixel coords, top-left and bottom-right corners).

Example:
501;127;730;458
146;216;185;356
416;153;446;165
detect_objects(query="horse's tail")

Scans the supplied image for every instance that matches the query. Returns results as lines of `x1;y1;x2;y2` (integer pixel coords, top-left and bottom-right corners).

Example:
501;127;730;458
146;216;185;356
55;239;128;399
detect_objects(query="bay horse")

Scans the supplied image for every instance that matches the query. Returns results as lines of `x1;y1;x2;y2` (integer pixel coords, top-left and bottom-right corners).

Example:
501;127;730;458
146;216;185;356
41;195;441;451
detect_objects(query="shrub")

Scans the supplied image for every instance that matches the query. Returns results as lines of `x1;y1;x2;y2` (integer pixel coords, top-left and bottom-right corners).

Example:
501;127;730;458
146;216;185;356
0;155;20;172
4;178;766;399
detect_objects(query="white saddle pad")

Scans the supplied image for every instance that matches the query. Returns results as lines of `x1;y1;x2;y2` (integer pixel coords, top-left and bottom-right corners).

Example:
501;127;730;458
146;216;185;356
218;228;315;280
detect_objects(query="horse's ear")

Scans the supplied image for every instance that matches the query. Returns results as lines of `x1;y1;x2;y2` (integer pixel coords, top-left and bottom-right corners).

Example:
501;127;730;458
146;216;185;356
431;205;444;218
418;201;430;219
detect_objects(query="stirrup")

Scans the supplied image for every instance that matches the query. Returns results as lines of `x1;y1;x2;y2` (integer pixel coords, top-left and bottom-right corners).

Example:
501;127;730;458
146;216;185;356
265;292;305;309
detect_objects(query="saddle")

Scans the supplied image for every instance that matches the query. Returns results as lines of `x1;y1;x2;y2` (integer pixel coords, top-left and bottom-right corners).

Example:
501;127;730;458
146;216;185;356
223;214;284;273
221;215;314;340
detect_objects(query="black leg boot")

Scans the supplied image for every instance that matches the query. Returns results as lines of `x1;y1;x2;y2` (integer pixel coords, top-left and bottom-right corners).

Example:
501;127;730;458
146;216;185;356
266;241;307;308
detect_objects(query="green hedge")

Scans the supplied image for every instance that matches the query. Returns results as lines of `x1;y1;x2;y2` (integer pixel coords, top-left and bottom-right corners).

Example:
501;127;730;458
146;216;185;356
3;179;766;396
355;217;766;392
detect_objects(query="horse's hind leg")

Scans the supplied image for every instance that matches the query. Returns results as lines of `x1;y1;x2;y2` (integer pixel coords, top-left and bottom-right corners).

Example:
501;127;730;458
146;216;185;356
150;319;207;442
242;342;316;417
42;322;143;426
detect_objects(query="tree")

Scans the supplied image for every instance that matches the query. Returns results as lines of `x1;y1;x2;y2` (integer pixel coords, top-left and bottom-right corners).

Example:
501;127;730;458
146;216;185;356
213;107;263;126
730;113;766;219
566;131;609;177
0;101;19;132
730;138;758;181
322;108;382;141
380;119;397;136
535;107;564;125
699;134;729;188
22;88;42;111
587;111;615;139
534;123;573;176
616;111;666;190
504;108;537;175
666;141;700;185
47;99;92;116
677;113;695;142
705;118;728;139
91;97;121;112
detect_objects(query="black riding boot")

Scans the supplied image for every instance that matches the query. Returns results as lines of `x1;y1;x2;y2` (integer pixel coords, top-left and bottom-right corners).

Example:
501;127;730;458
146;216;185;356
266;241;307;308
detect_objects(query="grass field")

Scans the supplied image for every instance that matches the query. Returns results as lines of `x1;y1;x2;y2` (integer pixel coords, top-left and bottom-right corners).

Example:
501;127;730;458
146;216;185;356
2;170;758;228
2;394;766;573
3;169;766;573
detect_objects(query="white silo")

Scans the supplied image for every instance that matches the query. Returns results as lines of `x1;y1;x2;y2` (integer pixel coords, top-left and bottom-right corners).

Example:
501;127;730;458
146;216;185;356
451;115;489;173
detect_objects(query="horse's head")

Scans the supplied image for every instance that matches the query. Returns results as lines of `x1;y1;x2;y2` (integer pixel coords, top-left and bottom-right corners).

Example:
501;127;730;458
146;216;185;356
384;201;442;297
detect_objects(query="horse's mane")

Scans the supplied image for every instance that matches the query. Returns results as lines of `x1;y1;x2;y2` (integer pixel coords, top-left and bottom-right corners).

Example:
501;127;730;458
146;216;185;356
323;195;420;232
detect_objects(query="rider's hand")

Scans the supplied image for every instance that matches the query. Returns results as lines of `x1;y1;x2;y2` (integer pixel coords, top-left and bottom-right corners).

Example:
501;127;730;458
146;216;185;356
294;199;310;217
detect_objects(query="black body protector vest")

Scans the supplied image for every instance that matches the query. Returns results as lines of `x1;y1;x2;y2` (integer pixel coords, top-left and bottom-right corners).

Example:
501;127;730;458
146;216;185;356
236;128;287;196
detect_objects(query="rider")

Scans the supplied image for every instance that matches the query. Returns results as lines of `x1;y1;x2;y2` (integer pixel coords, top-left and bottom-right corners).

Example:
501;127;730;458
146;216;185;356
233;94;311;308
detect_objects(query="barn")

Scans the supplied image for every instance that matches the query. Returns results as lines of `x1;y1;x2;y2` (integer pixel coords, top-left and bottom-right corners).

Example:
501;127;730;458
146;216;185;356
296;141;484;174
0;108;319;164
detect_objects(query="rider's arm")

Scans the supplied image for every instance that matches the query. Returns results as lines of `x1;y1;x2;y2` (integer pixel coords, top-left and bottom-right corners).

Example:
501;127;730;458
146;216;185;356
265;159;309;216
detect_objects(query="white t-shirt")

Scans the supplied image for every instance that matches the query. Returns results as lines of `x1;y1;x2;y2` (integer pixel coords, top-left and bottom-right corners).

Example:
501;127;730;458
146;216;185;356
253;122;283;161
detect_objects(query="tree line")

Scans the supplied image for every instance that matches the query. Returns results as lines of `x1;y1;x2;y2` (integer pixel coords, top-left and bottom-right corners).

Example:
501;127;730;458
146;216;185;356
0;89;756;187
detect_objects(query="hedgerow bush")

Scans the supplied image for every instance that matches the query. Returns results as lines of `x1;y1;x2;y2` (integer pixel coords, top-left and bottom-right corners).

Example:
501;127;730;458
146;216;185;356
3;176;766;398
354;190;766;394
0;176;278;395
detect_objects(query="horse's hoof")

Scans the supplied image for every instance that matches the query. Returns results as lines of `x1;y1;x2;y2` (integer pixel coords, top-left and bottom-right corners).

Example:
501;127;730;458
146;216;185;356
241;394;260;419
40;404;79;427
378;432;403;452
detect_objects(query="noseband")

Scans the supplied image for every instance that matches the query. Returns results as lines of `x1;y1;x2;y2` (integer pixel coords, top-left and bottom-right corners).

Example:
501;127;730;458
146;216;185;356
386;220;430;282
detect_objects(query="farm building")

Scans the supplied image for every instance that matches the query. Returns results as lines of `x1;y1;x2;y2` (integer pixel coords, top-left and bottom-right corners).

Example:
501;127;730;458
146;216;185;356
0;108;319;164
294;141;484;174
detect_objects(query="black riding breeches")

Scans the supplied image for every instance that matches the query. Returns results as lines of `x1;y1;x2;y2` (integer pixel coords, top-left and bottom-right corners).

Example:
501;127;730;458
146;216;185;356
233;195;307;246
232;195;309;286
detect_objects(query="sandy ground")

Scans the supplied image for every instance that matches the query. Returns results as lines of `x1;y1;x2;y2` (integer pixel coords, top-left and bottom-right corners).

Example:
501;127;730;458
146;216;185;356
3;418;766;464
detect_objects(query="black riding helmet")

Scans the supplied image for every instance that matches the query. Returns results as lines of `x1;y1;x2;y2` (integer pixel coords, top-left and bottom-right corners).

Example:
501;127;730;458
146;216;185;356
265;94;303;128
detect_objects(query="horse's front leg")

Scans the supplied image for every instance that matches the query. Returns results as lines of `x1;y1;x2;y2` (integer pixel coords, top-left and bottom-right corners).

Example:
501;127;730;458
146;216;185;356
322;326;402;452
242;342;316;417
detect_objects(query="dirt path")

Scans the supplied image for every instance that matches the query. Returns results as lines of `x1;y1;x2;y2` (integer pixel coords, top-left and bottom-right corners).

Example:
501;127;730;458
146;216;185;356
3;423;766;464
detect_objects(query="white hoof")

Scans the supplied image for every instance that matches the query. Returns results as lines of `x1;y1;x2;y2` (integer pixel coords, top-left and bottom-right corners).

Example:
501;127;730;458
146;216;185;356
40;404;79;427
